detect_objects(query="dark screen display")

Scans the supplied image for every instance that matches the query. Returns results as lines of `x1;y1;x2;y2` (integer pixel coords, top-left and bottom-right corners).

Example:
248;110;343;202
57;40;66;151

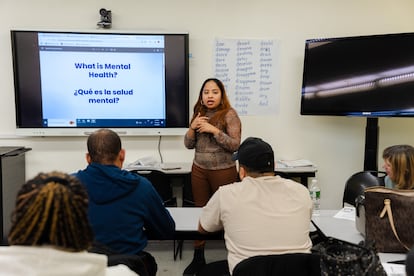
301;32;414;117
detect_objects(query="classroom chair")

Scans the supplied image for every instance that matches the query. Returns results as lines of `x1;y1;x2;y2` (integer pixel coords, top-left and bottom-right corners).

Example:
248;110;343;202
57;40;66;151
134;170;177;207
232;253;321;276
342;170;385;207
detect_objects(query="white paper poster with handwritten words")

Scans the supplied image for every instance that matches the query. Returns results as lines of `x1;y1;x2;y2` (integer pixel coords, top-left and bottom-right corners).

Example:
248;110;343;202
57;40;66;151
213;38;279;116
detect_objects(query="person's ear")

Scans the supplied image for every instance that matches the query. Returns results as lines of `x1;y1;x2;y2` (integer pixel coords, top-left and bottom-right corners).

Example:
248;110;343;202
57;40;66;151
86;153;92;164
239;166;247;180
119;149;126;162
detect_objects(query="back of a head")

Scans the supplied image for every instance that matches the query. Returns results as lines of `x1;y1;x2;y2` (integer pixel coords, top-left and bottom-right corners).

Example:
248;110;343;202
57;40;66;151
233;137;275;174
8;171;93;252
87;128;122;164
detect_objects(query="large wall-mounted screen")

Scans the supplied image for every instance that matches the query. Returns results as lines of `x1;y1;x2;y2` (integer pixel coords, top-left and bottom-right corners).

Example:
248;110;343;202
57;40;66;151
11;30;189;136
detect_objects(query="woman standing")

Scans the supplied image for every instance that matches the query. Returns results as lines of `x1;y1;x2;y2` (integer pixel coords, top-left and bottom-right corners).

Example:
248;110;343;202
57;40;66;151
184;78;241;275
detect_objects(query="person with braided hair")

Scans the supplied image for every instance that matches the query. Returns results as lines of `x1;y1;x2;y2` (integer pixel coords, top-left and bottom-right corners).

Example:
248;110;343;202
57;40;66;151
0;171;137;276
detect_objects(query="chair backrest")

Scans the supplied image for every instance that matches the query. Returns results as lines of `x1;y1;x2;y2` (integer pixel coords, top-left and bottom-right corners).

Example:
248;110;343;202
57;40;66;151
406;246;414;276
90;241;152;276
342;171;385;207
182;176;195;207
232;253;321;276
135;170;177;207
196;260;230;276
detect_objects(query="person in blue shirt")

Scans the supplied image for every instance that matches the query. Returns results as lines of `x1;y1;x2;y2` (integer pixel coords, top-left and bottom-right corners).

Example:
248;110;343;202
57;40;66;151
74;128;175;276
382;144;414;189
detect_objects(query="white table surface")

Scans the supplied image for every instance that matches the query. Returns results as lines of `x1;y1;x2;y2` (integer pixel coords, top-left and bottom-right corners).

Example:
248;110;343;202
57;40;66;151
311;210;363;244
126;161;317;175
313;210;406;264
167;207;202;231
167;207;407;264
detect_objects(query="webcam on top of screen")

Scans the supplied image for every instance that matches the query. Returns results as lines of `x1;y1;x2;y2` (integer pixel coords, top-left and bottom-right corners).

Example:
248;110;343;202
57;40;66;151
97;8;112;29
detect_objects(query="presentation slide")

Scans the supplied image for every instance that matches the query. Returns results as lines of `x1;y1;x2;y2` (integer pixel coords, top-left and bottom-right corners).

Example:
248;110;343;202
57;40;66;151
39;50;166;126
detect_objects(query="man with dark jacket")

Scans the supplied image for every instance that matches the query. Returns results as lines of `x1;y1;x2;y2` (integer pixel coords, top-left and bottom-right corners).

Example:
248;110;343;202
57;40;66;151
75;128;175;276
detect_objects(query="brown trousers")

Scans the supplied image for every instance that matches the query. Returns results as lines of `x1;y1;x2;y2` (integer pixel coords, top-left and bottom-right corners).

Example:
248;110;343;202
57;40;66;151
191;163;238;248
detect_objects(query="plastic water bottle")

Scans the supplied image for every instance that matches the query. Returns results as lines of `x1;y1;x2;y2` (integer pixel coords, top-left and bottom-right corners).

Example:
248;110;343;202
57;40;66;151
309;178;321;216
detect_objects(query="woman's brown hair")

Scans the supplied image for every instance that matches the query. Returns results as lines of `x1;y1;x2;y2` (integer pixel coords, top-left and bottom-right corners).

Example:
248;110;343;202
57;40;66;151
383;144;414;189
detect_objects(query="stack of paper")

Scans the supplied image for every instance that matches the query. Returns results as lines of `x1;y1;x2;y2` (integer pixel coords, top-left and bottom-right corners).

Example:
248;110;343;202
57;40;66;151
382;263;406;276
123;156;160;171
333;207;356;221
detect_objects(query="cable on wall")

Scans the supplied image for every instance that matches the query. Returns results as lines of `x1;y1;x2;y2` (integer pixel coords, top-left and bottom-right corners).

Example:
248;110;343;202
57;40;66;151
157;136;164;164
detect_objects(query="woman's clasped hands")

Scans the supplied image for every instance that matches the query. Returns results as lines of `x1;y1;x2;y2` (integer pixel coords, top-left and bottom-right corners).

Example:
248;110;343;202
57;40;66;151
191;113;217;134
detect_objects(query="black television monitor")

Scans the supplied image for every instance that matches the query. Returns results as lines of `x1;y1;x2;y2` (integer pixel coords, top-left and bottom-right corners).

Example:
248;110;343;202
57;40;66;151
11;30;189;136
300;32;414;117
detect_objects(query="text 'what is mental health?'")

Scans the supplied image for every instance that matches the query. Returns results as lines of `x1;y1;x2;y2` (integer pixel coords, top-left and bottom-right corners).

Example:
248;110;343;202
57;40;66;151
73;62;133;104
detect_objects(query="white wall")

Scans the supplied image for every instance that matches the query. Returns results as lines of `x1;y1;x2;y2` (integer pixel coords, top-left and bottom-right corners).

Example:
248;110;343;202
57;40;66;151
1;0;414;209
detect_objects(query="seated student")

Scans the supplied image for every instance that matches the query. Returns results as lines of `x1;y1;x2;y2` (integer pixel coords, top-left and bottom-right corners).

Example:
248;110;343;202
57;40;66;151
0;171;136;276
382;144;414;189
74;128;175;276
198;137;313;275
